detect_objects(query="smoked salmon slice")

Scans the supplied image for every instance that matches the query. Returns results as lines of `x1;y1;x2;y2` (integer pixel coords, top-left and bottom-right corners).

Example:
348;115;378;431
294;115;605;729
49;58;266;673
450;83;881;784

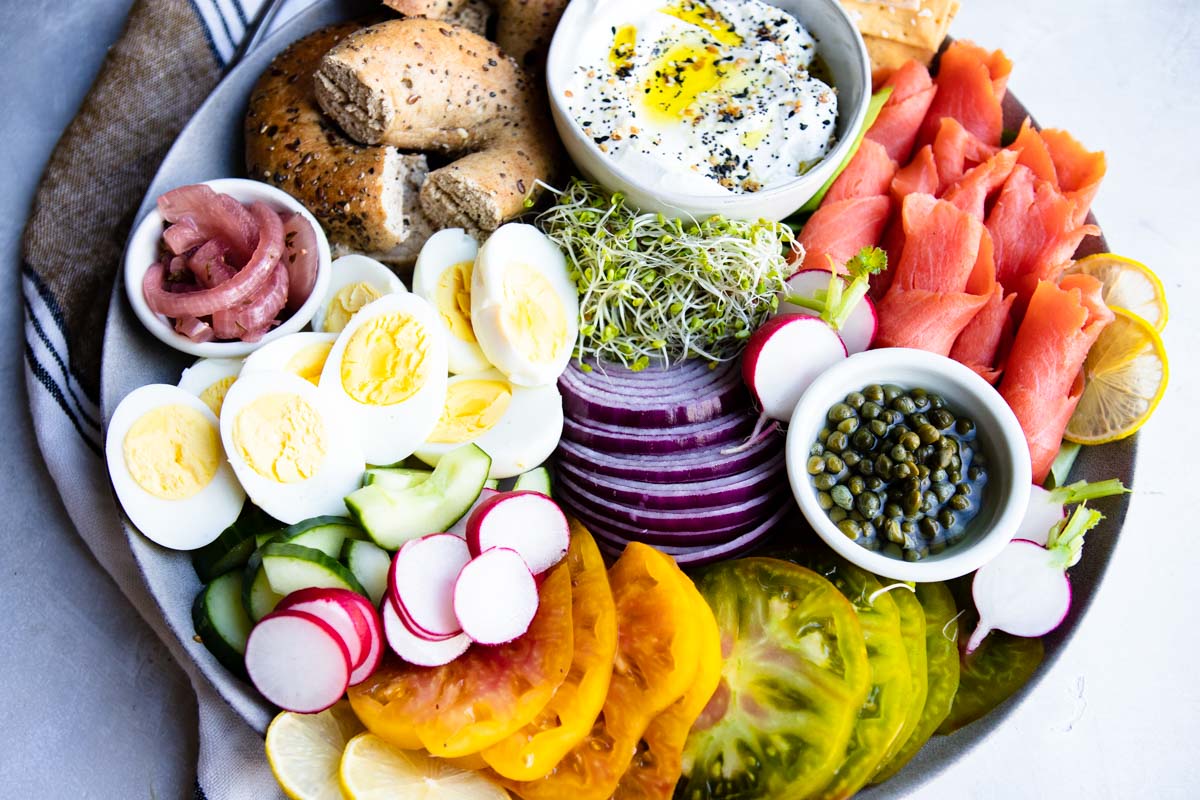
942;148;1018;219
866;60;938;163
1041;128;1107;226
949;231;1013;383
917;41;1008;150
932;117;999;194
1008;119;1058;185
799;196;891;273
998;275;1114;482
824;138;898;204
890;144;939;203
873;194;991;354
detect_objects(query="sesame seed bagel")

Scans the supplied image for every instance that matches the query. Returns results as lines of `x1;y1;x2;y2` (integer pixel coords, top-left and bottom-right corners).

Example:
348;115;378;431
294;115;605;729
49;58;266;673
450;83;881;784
384;0;568;69
313;18;557;234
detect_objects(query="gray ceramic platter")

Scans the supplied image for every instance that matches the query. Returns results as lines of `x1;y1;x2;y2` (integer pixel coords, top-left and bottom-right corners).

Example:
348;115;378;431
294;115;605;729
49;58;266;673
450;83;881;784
100;2;1135;794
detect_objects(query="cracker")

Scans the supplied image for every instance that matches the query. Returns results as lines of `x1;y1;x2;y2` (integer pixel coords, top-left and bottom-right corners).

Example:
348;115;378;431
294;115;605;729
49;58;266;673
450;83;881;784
840;0;957;52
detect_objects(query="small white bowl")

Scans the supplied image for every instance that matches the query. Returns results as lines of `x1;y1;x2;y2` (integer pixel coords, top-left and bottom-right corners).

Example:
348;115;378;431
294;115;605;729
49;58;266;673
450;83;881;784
124;177;332;358
546;0;871;221
785;349;1032;582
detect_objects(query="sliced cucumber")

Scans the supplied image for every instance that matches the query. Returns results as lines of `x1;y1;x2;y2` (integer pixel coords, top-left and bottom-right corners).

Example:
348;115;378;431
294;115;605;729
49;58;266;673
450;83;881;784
270;516;360;559
261;542;367;597
191;504;281;583
342;539;392;607
193;571;253;677
346;444;492;550
364;466;433;493
242;548;283;622
513;466;552;497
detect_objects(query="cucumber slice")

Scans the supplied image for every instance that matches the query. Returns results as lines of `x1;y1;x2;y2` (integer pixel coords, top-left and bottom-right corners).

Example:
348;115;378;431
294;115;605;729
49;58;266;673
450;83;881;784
342;539;392;607
191;504;281;583
364;466;433;493
513;466;552;497
346;444;492;550
242;548;283;622
193;571;254;677
261;542;367;597
271;516;360;559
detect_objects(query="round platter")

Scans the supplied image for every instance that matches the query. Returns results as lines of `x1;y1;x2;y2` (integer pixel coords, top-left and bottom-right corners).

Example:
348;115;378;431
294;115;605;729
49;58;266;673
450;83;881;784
98;2;1137;795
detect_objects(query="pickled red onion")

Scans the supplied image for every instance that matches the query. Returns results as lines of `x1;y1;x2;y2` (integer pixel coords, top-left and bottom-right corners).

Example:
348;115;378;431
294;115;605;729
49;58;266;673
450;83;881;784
157;185;258;263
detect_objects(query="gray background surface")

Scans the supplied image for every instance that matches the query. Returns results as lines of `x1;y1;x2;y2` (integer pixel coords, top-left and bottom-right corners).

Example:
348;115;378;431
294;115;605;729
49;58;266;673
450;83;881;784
1;0;1196;797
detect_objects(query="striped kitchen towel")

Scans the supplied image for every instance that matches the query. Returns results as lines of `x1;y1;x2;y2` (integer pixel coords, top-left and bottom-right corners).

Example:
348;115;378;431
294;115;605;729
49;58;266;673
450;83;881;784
21;2;318;798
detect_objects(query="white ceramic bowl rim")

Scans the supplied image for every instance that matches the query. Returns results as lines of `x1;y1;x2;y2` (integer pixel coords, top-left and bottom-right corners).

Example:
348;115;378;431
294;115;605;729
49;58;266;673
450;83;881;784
123;177;333;358
546;0;872;213
785;348;1033;582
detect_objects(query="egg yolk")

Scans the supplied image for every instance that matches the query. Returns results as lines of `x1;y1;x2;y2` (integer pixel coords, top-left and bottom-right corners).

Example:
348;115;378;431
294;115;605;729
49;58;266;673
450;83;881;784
428;379;512;444
434;261;476;343
286;341;334;385
199;376;237;416
123;405;220;500
234;393;327;483
499;263;568;365
340;312;430;406
325;281;383;332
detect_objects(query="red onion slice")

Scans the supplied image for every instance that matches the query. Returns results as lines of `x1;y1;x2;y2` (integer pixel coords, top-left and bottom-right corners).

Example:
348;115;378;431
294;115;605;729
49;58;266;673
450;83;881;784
175;316;216;343
590;507;789;566
281;212;319;312
143;201;283;319
558;358;747;427
555;433;779;483
163;218;207;255
157;185;258;264
561;410;755;455
233;262;289;334
187;239;236;288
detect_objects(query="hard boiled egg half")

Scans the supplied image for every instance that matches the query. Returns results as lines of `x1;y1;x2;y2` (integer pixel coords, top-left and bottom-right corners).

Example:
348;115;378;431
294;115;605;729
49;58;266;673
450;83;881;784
241;331;337;385
311;254;407;333
471;224;578;386
320;292;448;466
220;370;364;524
414;369;564;479
106;384;244;550
413;228;491;375
177;357;242;416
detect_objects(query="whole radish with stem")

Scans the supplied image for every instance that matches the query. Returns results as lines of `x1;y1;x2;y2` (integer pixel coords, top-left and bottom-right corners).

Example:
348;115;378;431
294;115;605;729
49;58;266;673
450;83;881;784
778;246;887;355
966;504;1104;653
1018;478;1127;545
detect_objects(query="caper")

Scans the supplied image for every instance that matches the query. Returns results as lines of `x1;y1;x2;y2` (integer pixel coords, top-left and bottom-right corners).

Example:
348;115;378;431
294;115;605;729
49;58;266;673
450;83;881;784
890;445;910;463
956;482;972;496
813;473;836;491
848;476;866;495
869;419;889;437
838;519;863;540
885;503;903;518
904;489;922;516
956;418;975;435
827;431;848;452
939;509;957;529
903;546;927;562
810;442;825;457
884;409;904;425
830;507;848;523
934;449;952;470
864;384;885;403
916;444;935;463
858;458;875;476
968;466;984;481
900;431;921;452
900;520;916;535
911;387;929;408
948;469;963;483
824;454;844;473
919;517;941;538
910;412;930;428
893;463;913;480
852;430;877;451
922;491;937;512
930;409;955;429
949;494;971;512
917;424;942;445
884;519;903;544
818;491;834;510
837;417;860;435
831;485;854;510
949;454;962;470
807;456;826;475
933;481;955;503
892;395;916;414
931;468;948;483
861;520;877;541
819;427;831;443
845;391;866;409
843;451;861;468
916;464;931;479
882;384;903;403
828;402;855;422
928;393;945;410
861;401;882;420
866;477;884;491
850;509;866;523
856;492;881;518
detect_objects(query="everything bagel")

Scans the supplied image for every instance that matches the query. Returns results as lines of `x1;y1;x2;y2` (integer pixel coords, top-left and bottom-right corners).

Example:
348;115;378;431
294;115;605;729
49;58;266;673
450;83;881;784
384;0;569;68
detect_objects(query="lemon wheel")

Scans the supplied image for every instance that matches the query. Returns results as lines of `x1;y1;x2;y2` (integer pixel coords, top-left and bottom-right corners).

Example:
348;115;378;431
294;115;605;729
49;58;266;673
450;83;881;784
265;701;364;800
339;733;510;800
1064;253;1168;331
1064;307;1168;444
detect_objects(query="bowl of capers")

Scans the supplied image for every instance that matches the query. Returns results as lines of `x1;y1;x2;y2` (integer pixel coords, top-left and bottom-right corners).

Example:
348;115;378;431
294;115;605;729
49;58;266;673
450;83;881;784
785;348;1032;582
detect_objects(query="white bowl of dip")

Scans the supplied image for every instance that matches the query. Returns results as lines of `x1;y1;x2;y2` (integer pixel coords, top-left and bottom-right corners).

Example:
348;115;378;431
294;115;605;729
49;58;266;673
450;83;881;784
546;0;871;221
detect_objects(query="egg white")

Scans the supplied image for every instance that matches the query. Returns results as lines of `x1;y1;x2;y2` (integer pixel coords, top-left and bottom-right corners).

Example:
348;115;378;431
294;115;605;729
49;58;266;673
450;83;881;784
414;369;564;479
176;357;243;415
413;228;491;375
219;370;364;524
471;223;579;387
105;384;245;550
240;331;338;382
312;254;407;333
319;292;449;466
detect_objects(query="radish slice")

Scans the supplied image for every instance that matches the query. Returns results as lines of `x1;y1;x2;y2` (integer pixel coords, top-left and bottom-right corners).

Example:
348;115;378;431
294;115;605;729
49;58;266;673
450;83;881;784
345;597;384;685
454;547;539;646
966;539;1072;652
389;534;471;640
276;588;369;670
280;588;386;685
778;269;877;354
447;488;500;538
465;491;570;575
244;610;350;713
742;314;847;422
382;598;471;666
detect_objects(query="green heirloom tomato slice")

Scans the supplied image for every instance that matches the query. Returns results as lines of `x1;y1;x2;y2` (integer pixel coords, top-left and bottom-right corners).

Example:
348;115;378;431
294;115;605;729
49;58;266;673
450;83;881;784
875;585;928;772
873;581;961;783
939;631;1044;734
679;558;871;800
803;556;913;800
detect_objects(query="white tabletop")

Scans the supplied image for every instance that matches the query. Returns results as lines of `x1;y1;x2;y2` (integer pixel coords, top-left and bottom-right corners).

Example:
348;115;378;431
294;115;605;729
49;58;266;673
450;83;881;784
1;0;1195;796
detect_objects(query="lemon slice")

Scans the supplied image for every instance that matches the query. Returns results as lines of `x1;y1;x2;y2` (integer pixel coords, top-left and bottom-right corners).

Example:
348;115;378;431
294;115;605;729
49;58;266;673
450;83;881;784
265;701;364;800
339;733;510;800
1064;307;1168;444
1064;253;1168;331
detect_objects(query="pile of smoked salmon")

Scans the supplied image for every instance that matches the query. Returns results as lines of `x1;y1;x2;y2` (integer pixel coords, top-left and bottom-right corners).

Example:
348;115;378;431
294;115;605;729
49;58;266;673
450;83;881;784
799;41;1114;482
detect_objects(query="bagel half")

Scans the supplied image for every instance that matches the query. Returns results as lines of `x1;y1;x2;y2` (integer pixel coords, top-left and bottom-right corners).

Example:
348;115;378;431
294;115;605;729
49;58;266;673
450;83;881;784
313;18;557;234
245;23;434;264
383;0;568;68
